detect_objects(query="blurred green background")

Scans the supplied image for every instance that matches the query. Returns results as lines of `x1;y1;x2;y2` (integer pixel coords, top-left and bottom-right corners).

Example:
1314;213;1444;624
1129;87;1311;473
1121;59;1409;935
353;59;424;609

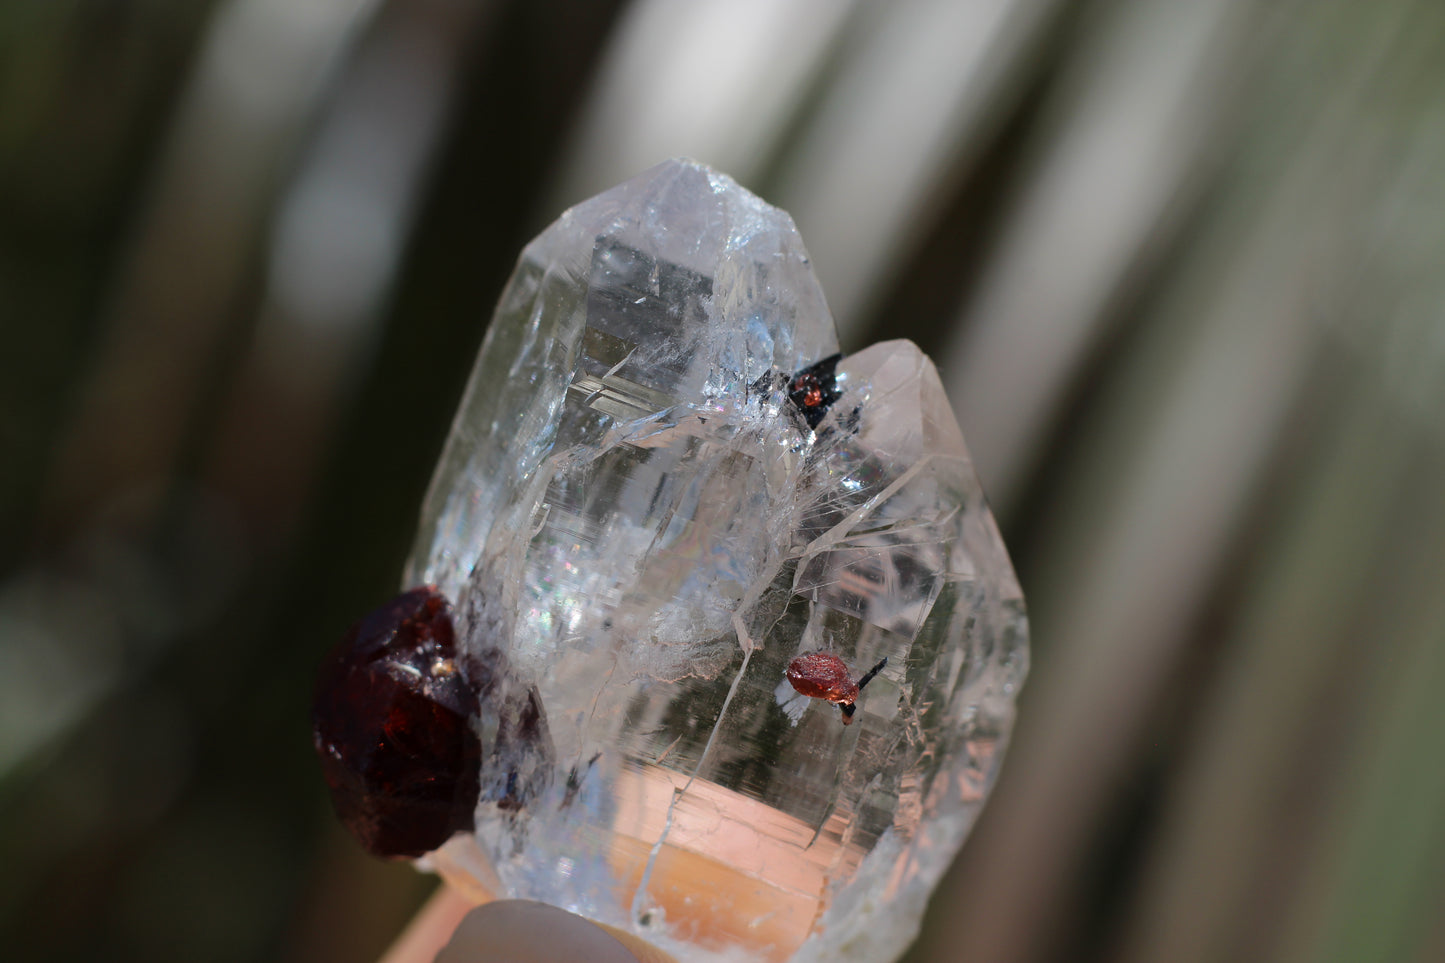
4;1;1444;961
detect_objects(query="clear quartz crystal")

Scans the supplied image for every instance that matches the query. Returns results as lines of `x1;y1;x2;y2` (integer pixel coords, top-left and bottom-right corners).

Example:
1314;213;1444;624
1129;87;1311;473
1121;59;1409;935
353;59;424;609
403;159;1027;963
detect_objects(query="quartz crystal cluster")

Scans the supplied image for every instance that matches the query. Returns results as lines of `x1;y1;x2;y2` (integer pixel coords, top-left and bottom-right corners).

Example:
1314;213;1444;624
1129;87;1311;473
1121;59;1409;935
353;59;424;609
317;159;1027;963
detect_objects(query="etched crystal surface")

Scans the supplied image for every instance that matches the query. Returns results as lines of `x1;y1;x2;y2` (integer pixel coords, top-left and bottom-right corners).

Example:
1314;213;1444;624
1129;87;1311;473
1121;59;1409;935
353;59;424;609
404;160;1027;962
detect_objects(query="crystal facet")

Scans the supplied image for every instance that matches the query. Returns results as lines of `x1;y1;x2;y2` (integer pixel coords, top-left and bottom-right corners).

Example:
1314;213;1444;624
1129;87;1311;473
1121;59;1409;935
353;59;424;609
392;159;1027;962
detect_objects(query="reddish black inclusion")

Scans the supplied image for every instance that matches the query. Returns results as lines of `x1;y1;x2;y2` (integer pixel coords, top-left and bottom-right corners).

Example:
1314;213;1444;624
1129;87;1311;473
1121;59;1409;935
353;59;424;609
786;353;844;429
312;586;481;859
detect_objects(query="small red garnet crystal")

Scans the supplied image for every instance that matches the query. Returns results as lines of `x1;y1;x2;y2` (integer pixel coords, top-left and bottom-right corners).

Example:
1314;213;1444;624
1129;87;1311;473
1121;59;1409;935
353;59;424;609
312;586;481;859
786;353;844;430
786;651;888;725
792;373;826;409
786;652;860;706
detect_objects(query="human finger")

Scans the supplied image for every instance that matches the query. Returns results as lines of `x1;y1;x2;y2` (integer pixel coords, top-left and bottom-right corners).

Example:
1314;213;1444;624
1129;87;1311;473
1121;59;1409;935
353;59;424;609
435;899;678;963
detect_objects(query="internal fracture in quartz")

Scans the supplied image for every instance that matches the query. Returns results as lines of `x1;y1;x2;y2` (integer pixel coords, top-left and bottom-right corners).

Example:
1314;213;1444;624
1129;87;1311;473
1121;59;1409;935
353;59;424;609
315;159;1027;963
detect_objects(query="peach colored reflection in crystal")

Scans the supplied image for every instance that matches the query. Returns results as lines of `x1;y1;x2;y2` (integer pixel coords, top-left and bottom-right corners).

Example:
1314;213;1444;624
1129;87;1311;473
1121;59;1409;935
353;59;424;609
609;767;862;961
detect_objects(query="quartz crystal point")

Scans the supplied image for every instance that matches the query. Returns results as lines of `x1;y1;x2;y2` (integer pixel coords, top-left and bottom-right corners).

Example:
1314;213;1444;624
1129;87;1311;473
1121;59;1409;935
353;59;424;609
403;159;1027;962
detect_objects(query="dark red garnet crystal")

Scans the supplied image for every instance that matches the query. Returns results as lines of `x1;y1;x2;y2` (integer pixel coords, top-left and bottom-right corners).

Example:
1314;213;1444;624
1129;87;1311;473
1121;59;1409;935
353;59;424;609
312;586;481;859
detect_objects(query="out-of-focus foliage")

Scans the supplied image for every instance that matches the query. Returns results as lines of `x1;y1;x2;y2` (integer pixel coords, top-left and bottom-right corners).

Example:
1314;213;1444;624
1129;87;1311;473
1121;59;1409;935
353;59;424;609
3;1;1443;961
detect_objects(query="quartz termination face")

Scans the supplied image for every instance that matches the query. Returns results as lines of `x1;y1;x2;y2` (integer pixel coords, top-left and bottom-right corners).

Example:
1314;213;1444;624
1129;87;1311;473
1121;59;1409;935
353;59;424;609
404;160;1028;962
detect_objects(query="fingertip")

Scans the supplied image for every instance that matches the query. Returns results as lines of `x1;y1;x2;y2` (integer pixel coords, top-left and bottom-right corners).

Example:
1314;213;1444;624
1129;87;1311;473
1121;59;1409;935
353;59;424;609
589;919;683;963
436;900;674;963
